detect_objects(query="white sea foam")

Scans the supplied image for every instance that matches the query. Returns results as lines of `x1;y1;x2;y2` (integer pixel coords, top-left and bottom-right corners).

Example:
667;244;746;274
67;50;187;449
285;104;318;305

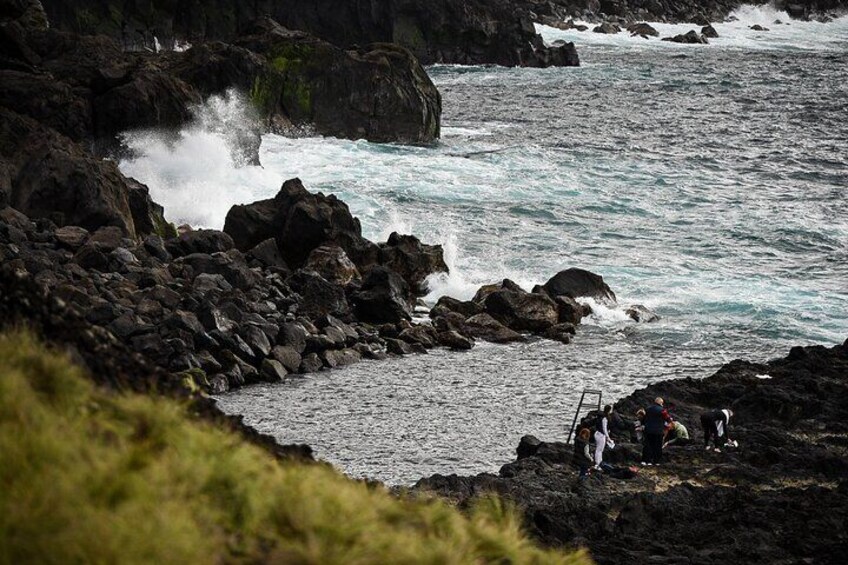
119;90;280;228
537;4;848;52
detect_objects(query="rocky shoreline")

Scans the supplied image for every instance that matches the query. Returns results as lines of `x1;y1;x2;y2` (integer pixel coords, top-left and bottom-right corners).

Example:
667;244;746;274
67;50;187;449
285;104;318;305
414;340;848;564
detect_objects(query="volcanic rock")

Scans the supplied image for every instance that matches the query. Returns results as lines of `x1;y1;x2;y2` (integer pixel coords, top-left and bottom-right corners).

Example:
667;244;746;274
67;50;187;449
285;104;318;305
593;22;621;33
351;266;412;324
287;269;351;320
661;30;709;44
483;289;558;333
378;232;447;294
627;22;659;37
304;244;361;286
701;24;719;38
463;313;525;344
430;296;483;319
541;268;616;303
626;304;660;323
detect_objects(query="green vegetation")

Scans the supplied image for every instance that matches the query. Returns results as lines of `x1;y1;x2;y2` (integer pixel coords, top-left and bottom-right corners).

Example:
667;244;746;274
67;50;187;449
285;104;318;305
0;331;590;564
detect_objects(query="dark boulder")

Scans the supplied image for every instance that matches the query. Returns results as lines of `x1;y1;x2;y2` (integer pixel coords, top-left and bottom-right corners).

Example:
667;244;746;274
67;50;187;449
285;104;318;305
553;295;584;325
287;269;351;320
627;22;659;37
224;178;378;270
472;279;525;304
750;24;770;31
544;323;575;344
430;296;482;319
0;108;137;236
165;229;235;258
626;304;660;323
437;330;474;350
246;238;289;270
483;289;558;333
593;22;621;33
259;358;287;382
541;268;616;303
304;244;361;286
271;345;302;373
351;266;412;324
661;30;709;44
378;232;447;295
463;313;525;344
299;352;323;373
701;24;719;38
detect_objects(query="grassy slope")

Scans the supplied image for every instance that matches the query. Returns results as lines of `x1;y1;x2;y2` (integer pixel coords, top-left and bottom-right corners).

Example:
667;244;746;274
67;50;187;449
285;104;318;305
0;331;590;564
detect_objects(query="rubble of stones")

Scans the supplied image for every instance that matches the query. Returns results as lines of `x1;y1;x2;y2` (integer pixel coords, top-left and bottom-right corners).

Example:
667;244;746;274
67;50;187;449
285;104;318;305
0;176;452;394
0;174;658;396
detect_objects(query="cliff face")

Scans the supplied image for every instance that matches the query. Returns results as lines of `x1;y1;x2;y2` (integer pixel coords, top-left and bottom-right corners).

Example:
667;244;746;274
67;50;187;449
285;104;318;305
39;0;579;67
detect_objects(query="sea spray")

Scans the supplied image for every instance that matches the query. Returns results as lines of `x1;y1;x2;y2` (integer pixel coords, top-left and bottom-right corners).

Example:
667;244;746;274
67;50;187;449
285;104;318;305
119;90;280;228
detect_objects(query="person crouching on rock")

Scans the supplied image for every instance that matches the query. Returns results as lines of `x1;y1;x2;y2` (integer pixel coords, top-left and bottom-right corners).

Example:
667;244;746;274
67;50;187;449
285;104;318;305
593;405;615;469
573;428;594;479
701;408;734;452
663;420;690;448
641;397;672;466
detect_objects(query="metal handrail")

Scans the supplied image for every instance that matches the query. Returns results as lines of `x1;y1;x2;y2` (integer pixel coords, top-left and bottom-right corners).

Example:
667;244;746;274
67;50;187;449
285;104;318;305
566;389;603;444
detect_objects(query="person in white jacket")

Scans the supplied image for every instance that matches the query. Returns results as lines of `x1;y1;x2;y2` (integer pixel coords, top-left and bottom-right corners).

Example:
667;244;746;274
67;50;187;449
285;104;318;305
593;405;614;468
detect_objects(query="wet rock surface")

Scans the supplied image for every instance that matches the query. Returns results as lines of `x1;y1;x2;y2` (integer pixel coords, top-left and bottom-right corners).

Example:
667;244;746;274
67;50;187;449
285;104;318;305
414;341;848;564
0;176;452;396
40;0;581;68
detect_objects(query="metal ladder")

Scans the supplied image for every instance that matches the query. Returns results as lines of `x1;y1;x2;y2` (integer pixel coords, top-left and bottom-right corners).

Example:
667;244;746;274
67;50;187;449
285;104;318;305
566;389;603;444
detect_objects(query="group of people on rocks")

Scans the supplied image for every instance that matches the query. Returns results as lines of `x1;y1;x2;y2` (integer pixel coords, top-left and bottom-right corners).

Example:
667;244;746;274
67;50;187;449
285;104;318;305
572;398;735;478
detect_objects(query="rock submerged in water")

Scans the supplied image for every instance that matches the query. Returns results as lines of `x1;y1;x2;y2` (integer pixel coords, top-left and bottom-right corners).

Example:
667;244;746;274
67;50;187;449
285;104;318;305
662;30;709;44
593;22;622;34
627;22;659;37
625;304;660;323
701;24;720;38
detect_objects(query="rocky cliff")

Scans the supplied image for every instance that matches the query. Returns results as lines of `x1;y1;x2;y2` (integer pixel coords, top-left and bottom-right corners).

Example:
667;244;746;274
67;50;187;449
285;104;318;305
39;0;579;67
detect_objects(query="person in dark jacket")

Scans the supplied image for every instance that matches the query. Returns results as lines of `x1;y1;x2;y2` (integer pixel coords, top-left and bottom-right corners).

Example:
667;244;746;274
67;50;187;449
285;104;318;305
573;427;593;478
641;397;672;465
700;409;734;451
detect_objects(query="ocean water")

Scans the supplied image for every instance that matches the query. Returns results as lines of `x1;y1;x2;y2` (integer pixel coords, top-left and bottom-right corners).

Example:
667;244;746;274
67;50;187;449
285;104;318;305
120;5;848;485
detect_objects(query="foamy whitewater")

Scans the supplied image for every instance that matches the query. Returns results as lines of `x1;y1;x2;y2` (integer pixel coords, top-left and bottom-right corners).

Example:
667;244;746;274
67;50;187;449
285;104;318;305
120;5;848;484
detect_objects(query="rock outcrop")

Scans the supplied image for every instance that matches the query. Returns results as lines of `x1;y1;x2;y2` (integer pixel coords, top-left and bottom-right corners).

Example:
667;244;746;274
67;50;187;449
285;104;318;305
0;177;456;395
662;30;709;43
39;0;580;68
415;340;848;564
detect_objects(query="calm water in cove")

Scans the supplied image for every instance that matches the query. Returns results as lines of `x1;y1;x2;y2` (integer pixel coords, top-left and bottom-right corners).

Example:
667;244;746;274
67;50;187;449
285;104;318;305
121;6;848;484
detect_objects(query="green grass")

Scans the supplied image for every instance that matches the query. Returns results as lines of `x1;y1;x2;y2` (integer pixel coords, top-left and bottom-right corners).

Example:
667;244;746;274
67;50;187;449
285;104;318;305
0;331;590;564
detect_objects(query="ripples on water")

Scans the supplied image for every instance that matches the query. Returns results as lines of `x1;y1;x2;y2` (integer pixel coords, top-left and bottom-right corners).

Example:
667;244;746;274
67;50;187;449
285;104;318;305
123;6;848;484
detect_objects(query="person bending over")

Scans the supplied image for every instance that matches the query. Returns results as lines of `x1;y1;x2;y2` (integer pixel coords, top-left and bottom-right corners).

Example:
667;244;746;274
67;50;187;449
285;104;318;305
663;420;690;448
700;408;734;452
